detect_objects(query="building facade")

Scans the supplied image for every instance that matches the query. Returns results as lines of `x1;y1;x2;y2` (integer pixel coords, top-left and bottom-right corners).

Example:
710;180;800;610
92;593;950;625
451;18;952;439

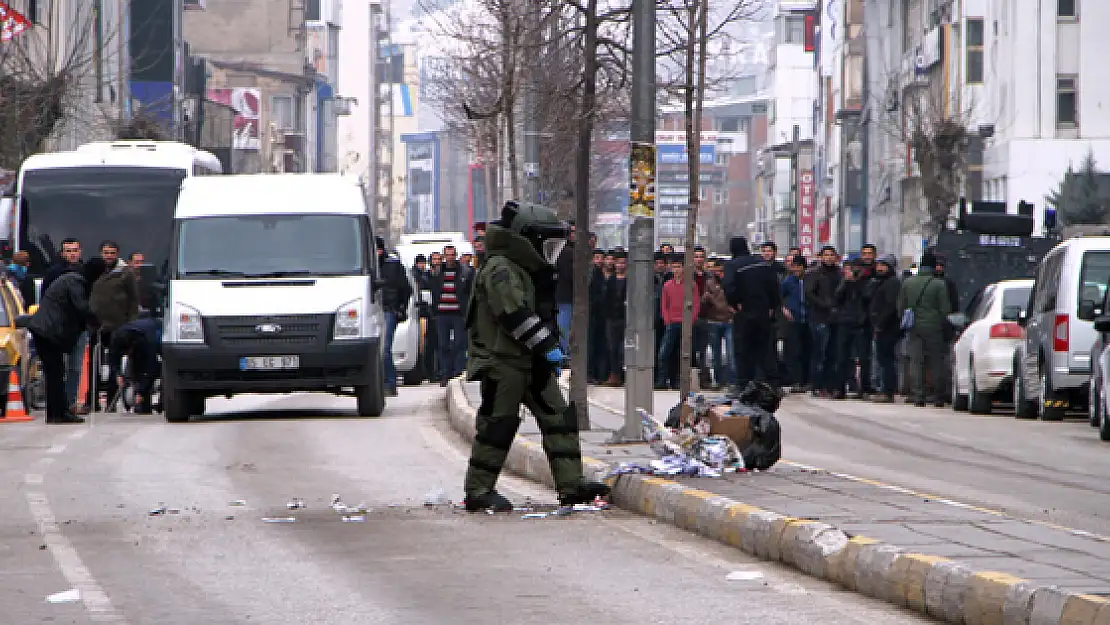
183;0;344;174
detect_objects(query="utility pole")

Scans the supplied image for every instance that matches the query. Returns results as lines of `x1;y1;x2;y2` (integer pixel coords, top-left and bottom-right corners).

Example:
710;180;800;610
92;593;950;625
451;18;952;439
523;3;542;203
611;0;655;443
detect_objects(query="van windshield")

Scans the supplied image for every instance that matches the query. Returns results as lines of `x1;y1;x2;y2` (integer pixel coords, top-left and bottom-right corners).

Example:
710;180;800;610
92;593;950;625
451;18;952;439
1078;251;1110;314
176;214;368;278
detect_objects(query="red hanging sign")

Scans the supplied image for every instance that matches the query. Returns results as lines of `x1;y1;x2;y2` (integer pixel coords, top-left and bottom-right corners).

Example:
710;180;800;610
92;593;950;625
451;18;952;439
798;170;817;257
0;2;30;42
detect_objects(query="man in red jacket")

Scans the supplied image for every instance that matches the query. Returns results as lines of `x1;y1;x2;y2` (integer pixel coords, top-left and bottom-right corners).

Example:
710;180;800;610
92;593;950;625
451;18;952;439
655;256;702;390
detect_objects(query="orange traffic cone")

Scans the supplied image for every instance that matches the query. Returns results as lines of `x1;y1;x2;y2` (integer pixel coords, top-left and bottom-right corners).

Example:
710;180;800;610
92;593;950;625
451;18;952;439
0;368;31;423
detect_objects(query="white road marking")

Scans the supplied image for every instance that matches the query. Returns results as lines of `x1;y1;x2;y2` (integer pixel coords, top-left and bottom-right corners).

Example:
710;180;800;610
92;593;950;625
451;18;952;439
24;488;126;623
24;435;126;624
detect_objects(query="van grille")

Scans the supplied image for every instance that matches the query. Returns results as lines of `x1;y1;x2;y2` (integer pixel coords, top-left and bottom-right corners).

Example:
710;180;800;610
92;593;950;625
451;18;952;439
204;314;332;348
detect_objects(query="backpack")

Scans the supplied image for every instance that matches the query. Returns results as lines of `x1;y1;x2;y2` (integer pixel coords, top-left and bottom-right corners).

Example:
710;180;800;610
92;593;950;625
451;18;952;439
90;268;136;332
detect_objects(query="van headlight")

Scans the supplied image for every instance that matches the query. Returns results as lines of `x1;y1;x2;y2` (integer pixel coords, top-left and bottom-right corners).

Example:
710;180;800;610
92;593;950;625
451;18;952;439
174;303;204;343
334;299;364;339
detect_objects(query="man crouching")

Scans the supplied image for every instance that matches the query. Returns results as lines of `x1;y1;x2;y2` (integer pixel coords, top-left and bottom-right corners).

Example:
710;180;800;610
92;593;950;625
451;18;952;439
462;200;610;512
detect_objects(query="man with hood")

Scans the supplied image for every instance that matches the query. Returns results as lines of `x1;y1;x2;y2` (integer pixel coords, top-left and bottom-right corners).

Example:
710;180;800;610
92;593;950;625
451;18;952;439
897;250;952;406
723;236;782;394
869;254;902;402
376;236;413;397
26;260;99;423
462;200;610;513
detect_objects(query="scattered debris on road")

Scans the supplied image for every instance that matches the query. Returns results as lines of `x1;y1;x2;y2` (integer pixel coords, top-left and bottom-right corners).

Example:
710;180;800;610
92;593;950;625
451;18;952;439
261;517;296;523
46;589;81;603
286;498;306;510
229;500;247;507
149;504;168;516
341;515;366;523
423;487;451;507
726;570;764;582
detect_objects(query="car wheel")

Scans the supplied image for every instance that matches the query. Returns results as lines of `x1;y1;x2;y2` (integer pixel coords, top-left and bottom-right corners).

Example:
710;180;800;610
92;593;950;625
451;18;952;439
402;351;425;386
951;363;969;411
1091;384;1102;427
1014;360;1036;419
164;388;201;423
1039;369;1065;422
968;360;992;415
356;343;386;417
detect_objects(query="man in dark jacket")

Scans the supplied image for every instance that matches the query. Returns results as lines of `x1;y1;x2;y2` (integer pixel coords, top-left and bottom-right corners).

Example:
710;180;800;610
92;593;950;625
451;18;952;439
831;261;869;399
87;245;140;412
897;251;952;406
587;249;609;383
869;254;901;402
603;250;628;386
723;236;782;394
376;236;413;396
27;261;97;423
804;246;843;397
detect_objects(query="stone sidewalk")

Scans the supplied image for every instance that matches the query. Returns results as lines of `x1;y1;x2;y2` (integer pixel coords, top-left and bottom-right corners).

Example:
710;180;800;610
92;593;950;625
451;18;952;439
451;380;1110;624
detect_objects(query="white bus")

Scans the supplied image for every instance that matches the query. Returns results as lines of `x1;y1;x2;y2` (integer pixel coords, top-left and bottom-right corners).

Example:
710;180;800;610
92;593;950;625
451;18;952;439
13;141;223;278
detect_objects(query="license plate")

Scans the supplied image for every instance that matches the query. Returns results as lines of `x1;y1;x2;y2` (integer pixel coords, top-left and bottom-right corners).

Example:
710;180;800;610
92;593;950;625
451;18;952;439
240;356;300;371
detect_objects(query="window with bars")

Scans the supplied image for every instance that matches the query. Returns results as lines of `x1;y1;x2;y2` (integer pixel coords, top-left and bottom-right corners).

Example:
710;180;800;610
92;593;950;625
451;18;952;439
966;18;984;84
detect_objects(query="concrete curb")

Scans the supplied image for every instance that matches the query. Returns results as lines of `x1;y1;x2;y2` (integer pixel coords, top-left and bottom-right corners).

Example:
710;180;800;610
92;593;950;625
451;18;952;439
444;379;1110;625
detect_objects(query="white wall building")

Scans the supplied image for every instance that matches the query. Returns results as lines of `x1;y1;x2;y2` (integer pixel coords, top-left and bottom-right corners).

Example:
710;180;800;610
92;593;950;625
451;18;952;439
976;0;1110;234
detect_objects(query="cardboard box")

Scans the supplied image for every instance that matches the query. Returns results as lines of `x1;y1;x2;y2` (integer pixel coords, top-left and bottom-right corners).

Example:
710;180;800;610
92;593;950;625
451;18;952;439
707;405;754;447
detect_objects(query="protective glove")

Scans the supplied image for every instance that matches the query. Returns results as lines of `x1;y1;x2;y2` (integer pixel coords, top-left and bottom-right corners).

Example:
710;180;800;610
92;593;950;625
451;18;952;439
544;347;565;378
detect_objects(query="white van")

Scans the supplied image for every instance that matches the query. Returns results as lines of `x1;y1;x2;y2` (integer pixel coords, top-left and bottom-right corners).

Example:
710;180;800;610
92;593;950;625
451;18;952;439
1015;236;1110;419
392;233;474;384
161;174;387;422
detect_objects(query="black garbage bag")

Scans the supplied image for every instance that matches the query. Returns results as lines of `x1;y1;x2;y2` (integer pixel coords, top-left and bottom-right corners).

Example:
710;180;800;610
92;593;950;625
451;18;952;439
665;403;684;429
735;382;783;471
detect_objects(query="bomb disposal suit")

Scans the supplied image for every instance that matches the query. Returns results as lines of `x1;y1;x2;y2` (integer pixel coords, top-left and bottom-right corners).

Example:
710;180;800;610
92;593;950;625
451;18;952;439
462;202;610;512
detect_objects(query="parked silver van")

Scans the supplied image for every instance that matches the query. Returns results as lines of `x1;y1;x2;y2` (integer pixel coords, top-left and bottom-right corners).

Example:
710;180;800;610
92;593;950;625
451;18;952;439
1014;237;1110;420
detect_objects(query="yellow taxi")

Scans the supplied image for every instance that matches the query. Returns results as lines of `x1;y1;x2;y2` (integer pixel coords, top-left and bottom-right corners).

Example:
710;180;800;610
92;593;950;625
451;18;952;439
0;274;39;406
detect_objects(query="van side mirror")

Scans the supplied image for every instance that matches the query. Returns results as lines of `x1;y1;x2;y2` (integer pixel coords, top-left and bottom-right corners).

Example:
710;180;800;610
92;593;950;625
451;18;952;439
1095;315;1110;334
1079;300;1100;321
1017;309;1029;326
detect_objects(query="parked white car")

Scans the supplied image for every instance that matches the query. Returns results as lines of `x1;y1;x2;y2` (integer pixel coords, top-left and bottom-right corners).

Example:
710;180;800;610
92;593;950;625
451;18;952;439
950;279;1034;414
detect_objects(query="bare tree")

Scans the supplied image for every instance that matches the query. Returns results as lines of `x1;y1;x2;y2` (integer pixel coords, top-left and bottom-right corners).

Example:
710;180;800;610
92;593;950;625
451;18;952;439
0;0;140;169
873;73;976;234
656;0;765;399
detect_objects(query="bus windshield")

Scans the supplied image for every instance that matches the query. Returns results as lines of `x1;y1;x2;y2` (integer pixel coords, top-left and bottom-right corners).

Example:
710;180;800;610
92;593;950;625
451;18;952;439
19;166;187;275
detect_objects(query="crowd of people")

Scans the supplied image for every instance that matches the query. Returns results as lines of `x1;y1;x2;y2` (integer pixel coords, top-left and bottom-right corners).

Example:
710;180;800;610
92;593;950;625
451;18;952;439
6;239;160;424
391;222;957;407
547;232;958;407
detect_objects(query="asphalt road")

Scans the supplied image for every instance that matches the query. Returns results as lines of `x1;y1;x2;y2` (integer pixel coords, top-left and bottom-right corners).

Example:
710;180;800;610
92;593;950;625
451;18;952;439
586;386;1110;538
0;387;927;625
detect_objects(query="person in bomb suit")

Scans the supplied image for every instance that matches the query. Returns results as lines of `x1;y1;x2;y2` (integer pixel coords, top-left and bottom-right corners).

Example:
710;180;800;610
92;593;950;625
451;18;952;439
462;201;611;512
